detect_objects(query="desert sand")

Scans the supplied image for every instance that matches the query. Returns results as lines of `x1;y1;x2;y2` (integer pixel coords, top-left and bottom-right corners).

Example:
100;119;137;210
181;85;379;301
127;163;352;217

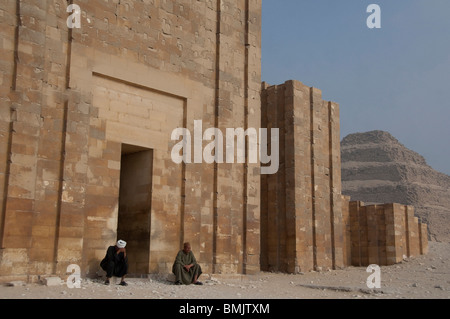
0;242;448;300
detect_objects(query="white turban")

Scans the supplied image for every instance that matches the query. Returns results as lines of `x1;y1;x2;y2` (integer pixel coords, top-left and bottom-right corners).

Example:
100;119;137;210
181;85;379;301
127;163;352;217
116;240;127;248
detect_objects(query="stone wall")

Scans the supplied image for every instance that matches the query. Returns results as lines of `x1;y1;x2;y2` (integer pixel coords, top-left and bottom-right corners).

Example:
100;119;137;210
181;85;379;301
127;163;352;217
0;0;262;282
260;80;344;273
259;81;429;273
0;0;429;283
341;195;352;267
348;201;428;266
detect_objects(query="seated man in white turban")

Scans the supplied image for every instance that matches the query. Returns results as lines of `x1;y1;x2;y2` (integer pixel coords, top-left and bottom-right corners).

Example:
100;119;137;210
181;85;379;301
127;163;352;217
100;240;129;286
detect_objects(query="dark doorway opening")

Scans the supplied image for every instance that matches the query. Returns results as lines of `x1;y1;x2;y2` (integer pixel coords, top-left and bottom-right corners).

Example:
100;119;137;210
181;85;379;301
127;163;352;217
117;144;153;276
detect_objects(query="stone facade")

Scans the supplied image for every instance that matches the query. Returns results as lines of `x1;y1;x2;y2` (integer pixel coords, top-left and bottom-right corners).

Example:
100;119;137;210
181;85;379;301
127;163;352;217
0;1;428;283
348;201;428;267
0;0;261;282
259;81;429;273
260;81;344;273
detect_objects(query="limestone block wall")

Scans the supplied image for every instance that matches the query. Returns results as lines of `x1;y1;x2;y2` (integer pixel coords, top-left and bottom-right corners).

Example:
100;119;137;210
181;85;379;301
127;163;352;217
1;0;430;284
419;223;429;255
348;201;428;266
260;80;344;273
0;0;262;282
341;195;352;266
0;0;72;282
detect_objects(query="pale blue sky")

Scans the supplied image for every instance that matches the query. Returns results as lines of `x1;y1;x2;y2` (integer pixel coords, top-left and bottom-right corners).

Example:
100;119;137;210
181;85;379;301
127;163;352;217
262;0;450;175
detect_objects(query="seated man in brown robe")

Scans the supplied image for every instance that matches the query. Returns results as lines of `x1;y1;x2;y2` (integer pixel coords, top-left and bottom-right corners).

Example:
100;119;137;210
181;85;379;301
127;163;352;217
172;242;203;285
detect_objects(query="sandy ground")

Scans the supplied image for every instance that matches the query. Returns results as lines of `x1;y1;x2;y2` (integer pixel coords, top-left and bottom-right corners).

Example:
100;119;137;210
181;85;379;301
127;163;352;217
0;242;449;300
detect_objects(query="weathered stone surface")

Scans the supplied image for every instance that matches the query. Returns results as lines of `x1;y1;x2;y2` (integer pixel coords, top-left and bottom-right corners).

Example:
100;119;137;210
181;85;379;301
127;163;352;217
43;276;62;287
0;1;429;283
0;0;261;281
346;201;428;266
260;80;344;273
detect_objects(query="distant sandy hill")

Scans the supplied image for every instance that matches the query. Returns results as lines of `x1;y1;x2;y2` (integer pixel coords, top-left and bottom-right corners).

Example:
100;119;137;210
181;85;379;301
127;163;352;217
341;130;450;242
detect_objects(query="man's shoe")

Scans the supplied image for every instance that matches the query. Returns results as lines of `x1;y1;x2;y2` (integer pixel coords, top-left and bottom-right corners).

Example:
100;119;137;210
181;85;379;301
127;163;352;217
119;281;128;286
104;280;110;285
175;281;182;285
194;281;203;285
